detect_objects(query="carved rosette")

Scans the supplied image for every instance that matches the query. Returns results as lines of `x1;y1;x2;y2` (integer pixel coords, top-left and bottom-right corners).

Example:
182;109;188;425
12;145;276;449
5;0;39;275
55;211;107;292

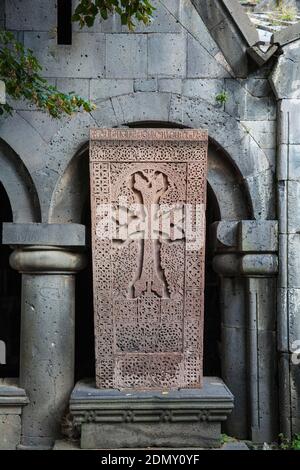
90;128;208;390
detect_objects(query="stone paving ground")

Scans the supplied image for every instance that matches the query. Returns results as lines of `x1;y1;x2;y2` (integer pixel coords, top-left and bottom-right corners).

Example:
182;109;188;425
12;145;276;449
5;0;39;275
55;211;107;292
53;440;249;451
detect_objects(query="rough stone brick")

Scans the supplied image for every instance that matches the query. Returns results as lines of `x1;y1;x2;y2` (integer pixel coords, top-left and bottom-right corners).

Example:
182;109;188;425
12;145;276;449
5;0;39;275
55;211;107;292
148;33;186;78
244;169;275;220
287;288;300;350
278;99;300;145
240;120;276;149
246;78;273;98
90;79;133;101
158;79;182;94
56;78;90;100
17;111;71;144
182;79;225;104
122;0;182;33
288;145;300;180
106;34;147;79
271;41;300;100
0;415;21;450
6;0;56;31
239;220;278;252
111;92;171;124
288;234;300;288
187;35;229;78
24;32;106;79
134;78;158;92
225;79;275;120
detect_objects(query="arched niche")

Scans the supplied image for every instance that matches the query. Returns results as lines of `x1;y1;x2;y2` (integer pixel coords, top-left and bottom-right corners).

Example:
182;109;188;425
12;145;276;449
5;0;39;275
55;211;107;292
1;93;274;222
49;138;250;223
0;182;21;378
0;139;40;378
0;139;41;223
48;121;251;380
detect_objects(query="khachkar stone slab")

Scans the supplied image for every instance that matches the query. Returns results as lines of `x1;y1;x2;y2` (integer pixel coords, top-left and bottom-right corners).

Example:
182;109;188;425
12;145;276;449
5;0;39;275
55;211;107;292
70;377;234;449
90;128;208;390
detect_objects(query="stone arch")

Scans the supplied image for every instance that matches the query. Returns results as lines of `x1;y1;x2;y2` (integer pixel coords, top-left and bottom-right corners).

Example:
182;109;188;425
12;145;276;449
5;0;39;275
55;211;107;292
48;116;256;431
49;136;250;224
0;139;41;222
48;92;272;222
0;180;22;379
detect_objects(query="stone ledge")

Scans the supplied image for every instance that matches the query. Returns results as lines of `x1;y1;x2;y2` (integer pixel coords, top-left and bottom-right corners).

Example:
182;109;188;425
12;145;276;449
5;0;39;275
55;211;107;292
53;439;249;450
70;377;234;449
0;378;29;411
2;223;86;247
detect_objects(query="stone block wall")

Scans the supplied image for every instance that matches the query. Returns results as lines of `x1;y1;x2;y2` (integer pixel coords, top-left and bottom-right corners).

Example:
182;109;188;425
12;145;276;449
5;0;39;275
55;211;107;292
0;0;277;224
0;0;291;447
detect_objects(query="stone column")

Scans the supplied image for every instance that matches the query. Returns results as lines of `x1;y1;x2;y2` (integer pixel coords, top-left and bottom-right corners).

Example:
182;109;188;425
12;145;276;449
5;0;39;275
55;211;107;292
9;246;86;449
2;223;87;449
212;220;278;443
213;254;248;439
270;41;300;438
10;246;84;448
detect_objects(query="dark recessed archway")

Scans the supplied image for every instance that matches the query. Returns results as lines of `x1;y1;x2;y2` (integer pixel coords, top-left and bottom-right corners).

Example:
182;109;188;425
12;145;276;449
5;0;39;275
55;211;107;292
0;183;21;378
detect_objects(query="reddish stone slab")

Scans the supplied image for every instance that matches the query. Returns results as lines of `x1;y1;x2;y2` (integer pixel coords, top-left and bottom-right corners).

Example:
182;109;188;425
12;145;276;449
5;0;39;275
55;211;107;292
90;128;208;390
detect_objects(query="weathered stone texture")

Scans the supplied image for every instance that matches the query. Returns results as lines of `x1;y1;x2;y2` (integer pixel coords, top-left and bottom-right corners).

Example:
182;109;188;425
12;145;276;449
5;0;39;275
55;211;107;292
0;415;21;450
70;378;233;449
239;220;278;252
90;79;133;102
90;129;207;390
106;34;147;79
133;78;158;93
0;379;28;450
6;0;56;31
2;223;86;247
149;33;187;77
2;0;297;447
24;32;106;78
187;35;230;78
225;79;276;121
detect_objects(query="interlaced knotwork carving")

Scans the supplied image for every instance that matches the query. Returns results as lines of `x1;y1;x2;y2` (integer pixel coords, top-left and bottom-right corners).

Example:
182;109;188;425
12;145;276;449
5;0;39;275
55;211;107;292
90;128;207;390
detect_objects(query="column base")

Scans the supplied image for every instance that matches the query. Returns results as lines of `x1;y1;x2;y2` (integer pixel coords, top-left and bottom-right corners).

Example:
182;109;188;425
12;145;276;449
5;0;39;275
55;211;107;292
0;379;29;450
70;377;234;449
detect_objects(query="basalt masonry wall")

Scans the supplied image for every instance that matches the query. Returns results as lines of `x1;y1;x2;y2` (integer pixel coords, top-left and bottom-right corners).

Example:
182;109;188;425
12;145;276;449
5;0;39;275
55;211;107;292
0;0;285;448
270;39;300;438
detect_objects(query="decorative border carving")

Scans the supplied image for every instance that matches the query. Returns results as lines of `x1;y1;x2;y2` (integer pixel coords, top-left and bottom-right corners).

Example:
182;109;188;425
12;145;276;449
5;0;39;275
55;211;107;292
90;128;208;142
90;128;208;390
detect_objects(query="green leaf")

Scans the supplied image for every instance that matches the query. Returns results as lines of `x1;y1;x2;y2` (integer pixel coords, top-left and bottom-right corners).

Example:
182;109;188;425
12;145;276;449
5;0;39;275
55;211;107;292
85;15;95;27
100;7;108;19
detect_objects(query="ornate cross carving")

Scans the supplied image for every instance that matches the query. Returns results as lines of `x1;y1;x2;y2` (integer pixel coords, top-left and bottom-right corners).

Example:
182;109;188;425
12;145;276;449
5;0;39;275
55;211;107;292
90;128;208;390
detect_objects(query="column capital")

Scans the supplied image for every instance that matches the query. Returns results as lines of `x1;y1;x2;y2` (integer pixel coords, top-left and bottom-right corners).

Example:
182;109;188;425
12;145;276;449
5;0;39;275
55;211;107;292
3;223;86;248
211;220;278;254
213;253;278;277
9;246;87;274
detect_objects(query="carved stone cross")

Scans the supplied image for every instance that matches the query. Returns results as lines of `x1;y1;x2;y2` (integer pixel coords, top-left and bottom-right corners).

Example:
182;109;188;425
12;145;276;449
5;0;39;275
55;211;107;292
90;128;208;390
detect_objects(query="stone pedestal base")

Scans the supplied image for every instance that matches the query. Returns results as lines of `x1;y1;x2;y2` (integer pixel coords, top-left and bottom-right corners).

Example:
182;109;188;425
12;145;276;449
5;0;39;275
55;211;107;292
0;379;28;450
70;377;234;449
